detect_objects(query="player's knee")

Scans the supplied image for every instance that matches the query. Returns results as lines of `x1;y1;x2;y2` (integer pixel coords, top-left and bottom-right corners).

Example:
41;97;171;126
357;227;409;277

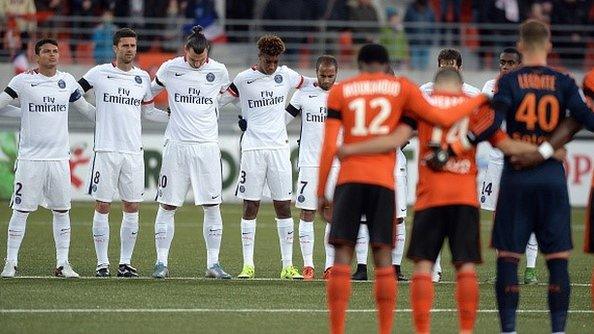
544;251;570;261
334;244;354;265
243;200;260;220
161;203;178;211
371;245;392;268
95;201;111;214
300;209;315;222
273;200;291;219
497;250;522;259
413;260;433;274
455;262;476;273
122;201;139;213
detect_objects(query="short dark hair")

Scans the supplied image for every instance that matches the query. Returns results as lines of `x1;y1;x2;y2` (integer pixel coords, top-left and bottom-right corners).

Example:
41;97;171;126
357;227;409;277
186;25;209;54
315;55;337;71
34;38;58;55
438;48;462;67
519;20;550;48
502;47;522;61
257;35;285;56
357;44;389;64
434;67;463;85
113;28;137;46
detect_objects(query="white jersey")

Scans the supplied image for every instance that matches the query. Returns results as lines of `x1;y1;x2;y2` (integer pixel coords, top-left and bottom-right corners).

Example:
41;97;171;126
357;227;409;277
230;65;305;151
154;56;230;143
420;81;481;96
6;70;80;160
289;85;339;168
81;63;153;154
482;78;504;161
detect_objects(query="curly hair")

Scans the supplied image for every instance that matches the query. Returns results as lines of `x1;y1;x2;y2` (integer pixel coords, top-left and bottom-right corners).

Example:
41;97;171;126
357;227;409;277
257;35;285;56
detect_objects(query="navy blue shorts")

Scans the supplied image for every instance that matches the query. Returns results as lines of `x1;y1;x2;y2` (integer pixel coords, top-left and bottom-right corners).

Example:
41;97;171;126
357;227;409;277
492;161;572;254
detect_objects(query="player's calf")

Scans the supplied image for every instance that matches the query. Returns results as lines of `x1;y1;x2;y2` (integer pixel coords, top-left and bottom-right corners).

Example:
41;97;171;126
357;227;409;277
495;254;521;334
544;254;571;334
411;260;434;334
455;263;478;334
2;210;30;278
120;201;140;271
299;209;315;280
154;204;176;278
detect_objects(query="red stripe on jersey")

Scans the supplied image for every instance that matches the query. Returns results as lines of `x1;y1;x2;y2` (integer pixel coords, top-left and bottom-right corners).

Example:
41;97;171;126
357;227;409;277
296;75;304;89
227;86;238;97
142;99;155;105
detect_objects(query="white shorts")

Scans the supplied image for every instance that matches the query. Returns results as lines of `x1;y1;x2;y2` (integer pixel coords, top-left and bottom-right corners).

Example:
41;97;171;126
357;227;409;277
295;166;339;210
479;160;503;211
88;151;144;203
157;141;222;206
395;173;407;219
11;160;71;211
395;149;408;219
236;148;293;201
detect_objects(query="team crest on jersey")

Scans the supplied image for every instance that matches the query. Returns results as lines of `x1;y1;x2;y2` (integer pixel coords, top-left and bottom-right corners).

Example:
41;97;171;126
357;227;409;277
135;75;143;84
58;79;66;89
297;195;305;203
206;73;215;82
274;74;283;83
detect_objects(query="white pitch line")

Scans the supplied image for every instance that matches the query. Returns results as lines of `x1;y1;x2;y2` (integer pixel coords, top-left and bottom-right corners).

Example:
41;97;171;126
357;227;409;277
0;308;592;314
6;276;592;287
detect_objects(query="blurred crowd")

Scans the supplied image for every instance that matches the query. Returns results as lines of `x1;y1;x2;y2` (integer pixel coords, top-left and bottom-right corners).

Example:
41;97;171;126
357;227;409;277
1;0;593;71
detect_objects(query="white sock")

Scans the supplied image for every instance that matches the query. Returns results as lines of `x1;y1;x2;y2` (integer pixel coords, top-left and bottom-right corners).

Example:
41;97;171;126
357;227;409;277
120;211;139;265
392;222;406;265
355;224;369;265
299;219;315;268
434;253;442;274
155;207;175;267
6;210;29;265
526;233;538;268
203;205;223;268
276;217;294;267
241;218;256;267
92;211;110;266
324;223;334;270
52;211;71;265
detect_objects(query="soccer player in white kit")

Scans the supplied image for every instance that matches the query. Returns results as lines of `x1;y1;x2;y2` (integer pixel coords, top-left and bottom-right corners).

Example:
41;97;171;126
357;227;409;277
149;26;232;279
284;55;338;280
420;49;480;282
0;39;96;278
481;47;539;284
225;35;314;279
78;28;170;278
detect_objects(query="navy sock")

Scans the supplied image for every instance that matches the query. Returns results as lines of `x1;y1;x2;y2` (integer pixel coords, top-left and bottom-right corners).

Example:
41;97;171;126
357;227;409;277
496;257;520;333
546;258;570;333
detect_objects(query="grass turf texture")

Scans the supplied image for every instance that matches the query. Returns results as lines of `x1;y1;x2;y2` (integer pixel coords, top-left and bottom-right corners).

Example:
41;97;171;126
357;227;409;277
0;202;592;333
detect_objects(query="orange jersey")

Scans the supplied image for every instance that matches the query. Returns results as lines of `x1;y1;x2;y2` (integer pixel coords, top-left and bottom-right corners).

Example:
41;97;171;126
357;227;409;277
317;73;489;197
413;92;496;210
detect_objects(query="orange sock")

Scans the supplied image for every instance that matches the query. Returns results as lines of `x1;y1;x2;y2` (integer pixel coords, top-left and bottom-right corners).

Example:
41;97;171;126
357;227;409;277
411;273;433;334
327;264;351;334
375;266;397;334
456;271;479;333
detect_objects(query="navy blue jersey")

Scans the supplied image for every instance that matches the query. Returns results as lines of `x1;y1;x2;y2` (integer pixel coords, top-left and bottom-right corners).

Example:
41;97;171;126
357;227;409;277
493;66;594;143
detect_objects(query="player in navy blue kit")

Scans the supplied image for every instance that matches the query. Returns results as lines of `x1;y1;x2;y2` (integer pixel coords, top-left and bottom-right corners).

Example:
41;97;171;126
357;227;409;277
490;20;594;334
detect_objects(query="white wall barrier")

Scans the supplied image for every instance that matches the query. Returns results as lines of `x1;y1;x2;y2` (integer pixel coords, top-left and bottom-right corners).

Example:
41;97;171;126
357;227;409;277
0;132;592;207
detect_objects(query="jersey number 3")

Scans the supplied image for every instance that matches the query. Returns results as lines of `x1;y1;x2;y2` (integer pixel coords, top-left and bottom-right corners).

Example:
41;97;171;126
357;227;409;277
349;97;391;136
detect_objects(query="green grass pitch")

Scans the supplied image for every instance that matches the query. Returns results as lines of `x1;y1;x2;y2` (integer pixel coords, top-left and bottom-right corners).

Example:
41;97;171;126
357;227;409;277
0;202;592;333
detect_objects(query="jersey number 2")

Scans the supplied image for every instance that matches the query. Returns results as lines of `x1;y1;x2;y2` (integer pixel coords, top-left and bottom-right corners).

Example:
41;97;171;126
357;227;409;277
349;97;391;136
